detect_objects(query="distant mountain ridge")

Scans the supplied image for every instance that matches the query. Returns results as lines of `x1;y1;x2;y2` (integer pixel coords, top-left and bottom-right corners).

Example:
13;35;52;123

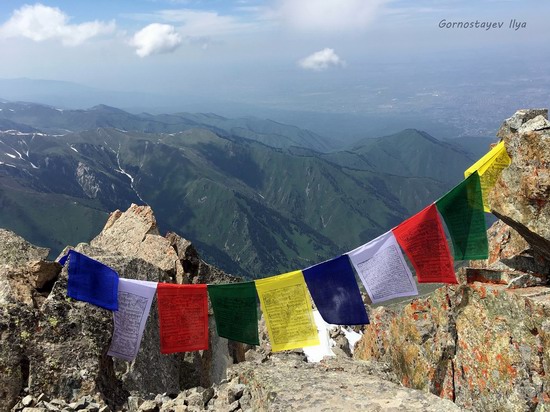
0;100;489;276
0;101;336;152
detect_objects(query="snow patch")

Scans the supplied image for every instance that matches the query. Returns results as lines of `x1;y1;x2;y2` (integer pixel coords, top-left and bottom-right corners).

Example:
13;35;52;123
342;328;362;354
302;311;336;363
5;153;16;159
114;143;147;204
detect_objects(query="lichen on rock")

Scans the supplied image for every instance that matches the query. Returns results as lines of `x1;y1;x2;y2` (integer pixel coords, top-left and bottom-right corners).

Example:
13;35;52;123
355;108;550;412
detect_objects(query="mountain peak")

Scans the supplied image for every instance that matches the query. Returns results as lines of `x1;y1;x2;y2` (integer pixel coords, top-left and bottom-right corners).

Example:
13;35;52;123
88;104;127;114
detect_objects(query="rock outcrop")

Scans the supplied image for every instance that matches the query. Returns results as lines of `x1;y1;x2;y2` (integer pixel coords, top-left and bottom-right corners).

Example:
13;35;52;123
354;109;550;411
0;205;243;411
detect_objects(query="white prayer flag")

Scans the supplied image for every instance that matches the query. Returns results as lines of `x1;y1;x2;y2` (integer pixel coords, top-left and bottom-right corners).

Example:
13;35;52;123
347;231;418;304
108;279;158;361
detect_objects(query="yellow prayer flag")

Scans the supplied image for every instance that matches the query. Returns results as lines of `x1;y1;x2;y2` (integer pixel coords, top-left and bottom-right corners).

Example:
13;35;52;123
255;270;320;352
464;141;511;212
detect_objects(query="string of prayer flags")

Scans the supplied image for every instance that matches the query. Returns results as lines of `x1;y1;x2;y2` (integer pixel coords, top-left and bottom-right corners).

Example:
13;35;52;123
435;172;489;260
108;279;158;361
392;204;458;284
303;255;369;324
207;282;260;346
255;270;319;352
157;283;209;354
464;141;511;212
347;231;418;304
58;250;119;311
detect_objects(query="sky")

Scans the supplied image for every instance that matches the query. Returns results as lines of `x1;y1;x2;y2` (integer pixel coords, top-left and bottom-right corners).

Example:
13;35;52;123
0;0;548;137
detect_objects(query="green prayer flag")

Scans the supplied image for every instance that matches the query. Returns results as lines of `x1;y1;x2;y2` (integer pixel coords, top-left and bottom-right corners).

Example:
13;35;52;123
207;282;260;345
435;172;489;260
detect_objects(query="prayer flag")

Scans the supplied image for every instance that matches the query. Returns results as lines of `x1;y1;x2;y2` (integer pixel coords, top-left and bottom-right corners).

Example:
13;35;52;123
303;255;369;324
464;141;511;212
436;172;489;260
207;282;260;346
58;250;119;311
347;231;418;304
255;271;319;352
108;279;158;361
392;204;457;284
157;283;209;354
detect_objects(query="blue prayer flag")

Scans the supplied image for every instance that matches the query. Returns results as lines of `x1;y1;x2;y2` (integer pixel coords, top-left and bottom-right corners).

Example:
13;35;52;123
59;250;119;311
303;255;369;325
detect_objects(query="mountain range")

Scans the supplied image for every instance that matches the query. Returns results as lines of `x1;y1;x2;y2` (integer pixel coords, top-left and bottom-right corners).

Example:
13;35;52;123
0;101;493;277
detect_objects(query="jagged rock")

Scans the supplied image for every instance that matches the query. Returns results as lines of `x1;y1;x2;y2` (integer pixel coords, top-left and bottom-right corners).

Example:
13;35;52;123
226;400;239;412
328;327;353;358
492;109;550;262
1;260;61;307
2;205;246;411
137;400;158;412
355;283;550;411
226;384;245;404
90;204;184;281
165;233;238;285
22;395;34;407
229;355;458;411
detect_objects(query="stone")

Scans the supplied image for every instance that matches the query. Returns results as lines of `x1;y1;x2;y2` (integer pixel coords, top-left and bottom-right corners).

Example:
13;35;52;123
22;395;35;406
68;398;89;410
154;394;171;405
226;384;246;403
36;393;47;404
137;400;159;412
328;327;353;358
42;402;61;411
496;109;548;139
201;387;215;405
185;392;204;408
125;396;144;411
491;109;550;262
226;400;240;412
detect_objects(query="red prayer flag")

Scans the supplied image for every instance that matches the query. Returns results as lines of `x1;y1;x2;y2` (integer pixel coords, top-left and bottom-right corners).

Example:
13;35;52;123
392;204;457;284
157;283;209;354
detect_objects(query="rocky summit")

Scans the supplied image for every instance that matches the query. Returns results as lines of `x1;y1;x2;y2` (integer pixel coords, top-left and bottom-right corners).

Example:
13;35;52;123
1;108;549;411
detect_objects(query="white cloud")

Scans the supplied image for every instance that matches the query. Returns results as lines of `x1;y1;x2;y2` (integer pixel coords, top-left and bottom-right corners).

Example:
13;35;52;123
131;23;182;57
299;48;345;71
0;3;115;46
278;0;388;32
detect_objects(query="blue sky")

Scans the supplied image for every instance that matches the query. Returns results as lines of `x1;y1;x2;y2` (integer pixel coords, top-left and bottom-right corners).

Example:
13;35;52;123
0;0;548;124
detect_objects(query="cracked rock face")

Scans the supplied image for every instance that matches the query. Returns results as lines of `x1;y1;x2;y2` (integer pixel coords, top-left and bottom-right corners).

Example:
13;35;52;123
491;109;550;261
355;109;550;411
